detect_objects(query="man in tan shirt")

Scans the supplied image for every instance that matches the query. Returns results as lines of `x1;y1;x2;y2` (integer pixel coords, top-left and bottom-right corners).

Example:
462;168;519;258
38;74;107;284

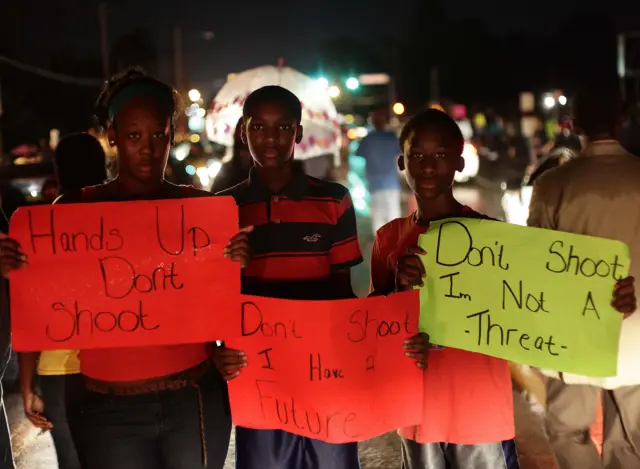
528;88;640;469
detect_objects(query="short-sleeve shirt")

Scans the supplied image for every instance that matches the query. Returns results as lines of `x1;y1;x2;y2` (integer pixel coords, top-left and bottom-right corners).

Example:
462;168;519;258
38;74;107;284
219;168;363;300
68;184;215;382
369;210;514;445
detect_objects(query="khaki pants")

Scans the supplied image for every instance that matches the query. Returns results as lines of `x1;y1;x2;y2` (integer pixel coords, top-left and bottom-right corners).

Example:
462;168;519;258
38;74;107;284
545;378;640;469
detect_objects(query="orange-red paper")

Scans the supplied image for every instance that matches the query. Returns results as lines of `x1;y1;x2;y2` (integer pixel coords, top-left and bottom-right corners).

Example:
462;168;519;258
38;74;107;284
9;197;240;351
227;290;423;443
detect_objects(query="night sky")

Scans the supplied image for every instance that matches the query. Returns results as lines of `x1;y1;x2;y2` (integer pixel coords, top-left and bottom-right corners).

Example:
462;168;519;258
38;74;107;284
9;0;640;89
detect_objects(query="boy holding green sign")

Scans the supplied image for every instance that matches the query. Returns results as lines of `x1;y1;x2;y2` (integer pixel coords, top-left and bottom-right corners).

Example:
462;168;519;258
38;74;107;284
369;109;634;469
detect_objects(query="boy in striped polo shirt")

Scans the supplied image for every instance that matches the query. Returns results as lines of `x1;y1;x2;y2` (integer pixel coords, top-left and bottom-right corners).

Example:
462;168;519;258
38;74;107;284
214;86;363;469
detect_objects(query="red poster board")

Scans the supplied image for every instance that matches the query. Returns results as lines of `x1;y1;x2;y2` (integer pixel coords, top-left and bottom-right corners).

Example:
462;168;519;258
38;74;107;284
227;290;424;443
9;197;240;351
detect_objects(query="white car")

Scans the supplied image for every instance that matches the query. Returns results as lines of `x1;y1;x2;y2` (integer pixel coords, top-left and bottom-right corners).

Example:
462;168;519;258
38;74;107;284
455;142;480;183
454;119;479;183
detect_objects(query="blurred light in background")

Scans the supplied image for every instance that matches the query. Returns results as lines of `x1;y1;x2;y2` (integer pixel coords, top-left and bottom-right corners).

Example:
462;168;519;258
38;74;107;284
346;127;368;140
172;143;190;161
558;95;567;106
185;164;196;176
316;77;329;89
454;143;479;183
28;183;38;198
328;85;340;98
188;89;201;102
208;160;222;178
188;115;205;133
346;77;359;90
196;166;209;187
543;96;555;109
392;102;405;115
186;103;200;117
189;134;201;143
344;114;355;124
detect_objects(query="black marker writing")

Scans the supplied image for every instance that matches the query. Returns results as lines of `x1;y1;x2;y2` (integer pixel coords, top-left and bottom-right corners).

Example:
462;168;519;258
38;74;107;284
309;353;344;381
255;380;359;440
155;204;211;256
45;300;159;342
582;291;600;319
241;302;302;339
28;209;124;255
501;280;549;313
466;310;563;356
347;310;412;343
365;356;375;372
99;257;184;299
435;220;509;270
546;240;624;280
440;272;471;300
258;348;275;370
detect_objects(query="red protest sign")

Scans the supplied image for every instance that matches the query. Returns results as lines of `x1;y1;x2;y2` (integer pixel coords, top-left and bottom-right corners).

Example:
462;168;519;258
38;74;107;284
226;290;423;443
9;197;240;351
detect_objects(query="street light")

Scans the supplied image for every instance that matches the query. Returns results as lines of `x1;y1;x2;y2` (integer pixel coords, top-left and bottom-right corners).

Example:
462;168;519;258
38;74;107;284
346;77;359;90
328;85;340;98
392;102;405;115
543;96;556;109
558;95;567;106
188;89;201;102
316;77;329;89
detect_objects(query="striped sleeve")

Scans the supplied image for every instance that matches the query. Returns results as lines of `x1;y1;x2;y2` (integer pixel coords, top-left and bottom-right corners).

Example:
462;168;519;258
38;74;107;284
329;191;363;270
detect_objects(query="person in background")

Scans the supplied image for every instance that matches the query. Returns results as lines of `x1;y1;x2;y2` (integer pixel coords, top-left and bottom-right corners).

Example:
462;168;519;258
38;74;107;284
18;132;107;469
548;115;582;157
0;68;250;469
529;87;640;469
356;108;402;234
0;275;14;469
214;85;363;469
0;156;29;469
211;118;253;193
504;122;531;185
40;179;59;203
620;103;640;156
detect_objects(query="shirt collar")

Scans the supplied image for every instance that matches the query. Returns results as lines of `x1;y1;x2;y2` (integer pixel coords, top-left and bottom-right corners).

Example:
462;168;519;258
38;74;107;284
246;166;308;201
582;140;627;157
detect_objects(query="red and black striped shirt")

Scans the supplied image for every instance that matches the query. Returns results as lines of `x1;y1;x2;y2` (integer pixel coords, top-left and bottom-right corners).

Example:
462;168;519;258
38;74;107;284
219;168;363;299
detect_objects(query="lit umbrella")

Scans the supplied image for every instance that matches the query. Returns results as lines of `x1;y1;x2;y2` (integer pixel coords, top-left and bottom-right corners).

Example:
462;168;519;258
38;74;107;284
206;65;341;161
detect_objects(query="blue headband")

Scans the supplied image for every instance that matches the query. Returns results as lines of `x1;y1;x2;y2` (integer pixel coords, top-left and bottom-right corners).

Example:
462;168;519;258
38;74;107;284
108;82;174;123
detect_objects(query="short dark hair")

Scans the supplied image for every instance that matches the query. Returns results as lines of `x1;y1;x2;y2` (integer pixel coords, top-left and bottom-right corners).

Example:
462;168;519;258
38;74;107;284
54;133;107;193
95;67;181;127
573;86;621;137
243;86;302;123
399;109;464;155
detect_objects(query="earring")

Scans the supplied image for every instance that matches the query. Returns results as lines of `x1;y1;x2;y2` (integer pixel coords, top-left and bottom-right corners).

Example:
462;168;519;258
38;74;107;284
109;140;115;145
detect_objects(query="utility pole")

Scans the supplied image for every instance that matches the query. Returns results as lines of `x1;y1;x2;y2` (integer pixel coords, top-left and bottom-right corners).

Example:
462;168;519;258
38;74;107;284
99;3;110;79
0;78;4;163
430;66;440;103
173;25;185;92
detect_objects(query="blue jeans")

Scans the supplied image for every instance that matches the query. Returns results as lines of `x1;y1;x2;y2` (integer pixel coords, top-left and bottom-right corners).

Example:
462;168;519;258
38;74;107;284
40;374;84;469
0;345;15;469
0;387;15;469
78;366;231;469
235;427;360;469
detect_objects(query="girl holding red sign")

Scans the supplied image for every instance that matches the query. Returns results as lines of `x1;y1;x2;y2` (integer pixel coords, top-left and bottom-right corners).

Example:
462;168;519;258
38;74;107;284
0;68;250;469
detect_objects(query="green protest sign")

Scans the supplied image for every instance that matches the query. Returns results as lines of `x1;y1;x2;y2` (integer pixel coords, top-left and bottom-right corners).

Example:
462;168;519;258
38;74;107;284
418;218;629;377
